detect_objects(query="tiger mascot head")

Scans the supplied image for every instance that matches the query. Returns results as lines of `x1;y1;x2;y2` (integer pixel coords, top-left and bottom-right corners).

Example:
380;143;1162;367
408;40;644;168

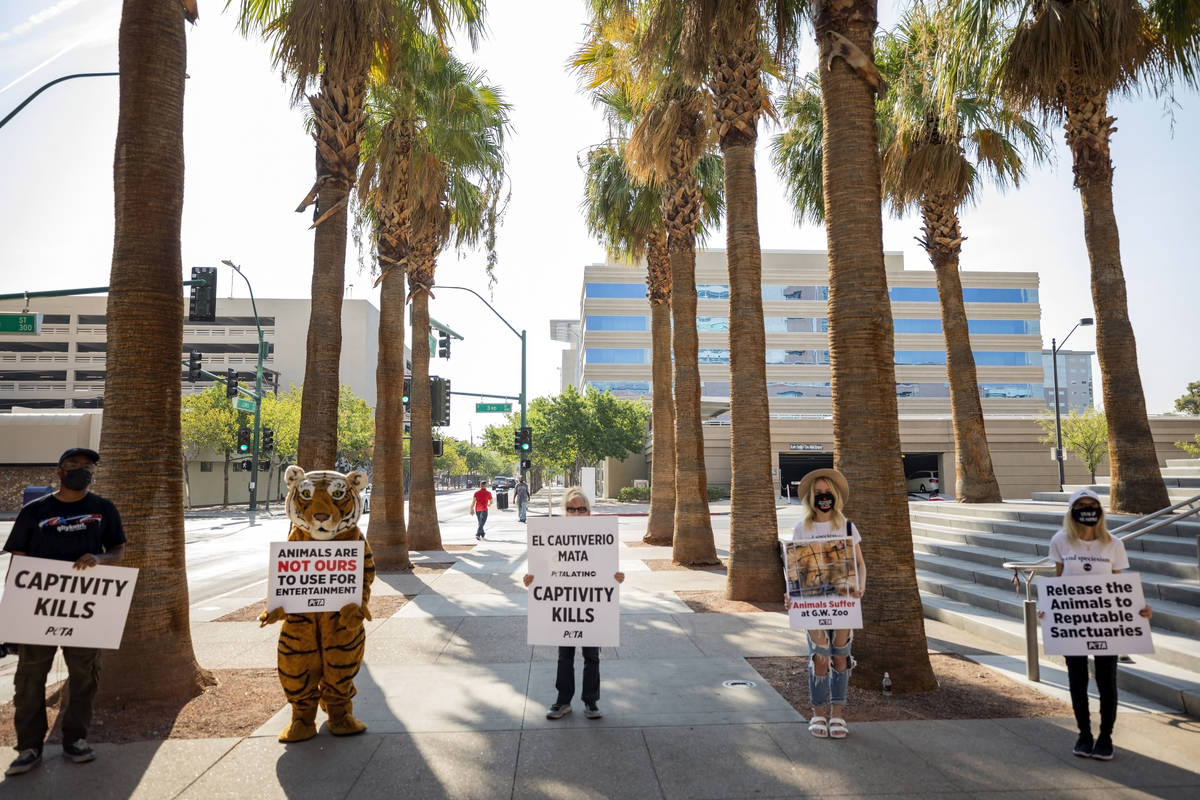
284;466;368;541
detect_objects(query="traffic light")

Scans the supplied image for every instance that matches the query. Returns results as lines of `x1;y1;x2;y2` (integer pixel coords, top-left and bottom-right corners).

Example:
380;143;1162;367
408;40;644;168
240;459;253;472
261;427;274;453
237;426;252;453
515;426;532;453
402;377;411;409
520;458;532;472
188;350;202;382
259;461;270;472
189;267;217;322
429;377;451;427
432;439;444;457
225;368;238;398
437;330;451;358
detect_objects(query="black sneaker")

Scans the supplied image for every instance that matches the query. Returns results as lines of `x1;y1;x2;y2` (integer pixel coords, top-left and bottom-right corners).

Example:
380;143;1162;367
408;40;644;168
545;703;571;720
584;703;603;720
63;739;96;763
5;748;42;776
1072;733;1094;757
1090;735;1114;761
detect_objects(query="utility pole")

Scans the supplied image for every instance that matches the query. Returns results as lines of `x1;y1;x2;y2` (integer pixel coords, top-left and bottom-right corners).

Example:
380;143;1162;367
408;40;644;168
223;260;266;524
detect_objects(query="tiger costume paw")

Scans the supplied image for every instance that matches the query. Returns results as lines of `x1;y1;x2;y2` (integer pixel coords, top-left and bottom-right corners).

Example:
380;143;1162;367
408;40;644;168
278;708;319;743
259;606;287;627
326;702;368;736
339;602;370;623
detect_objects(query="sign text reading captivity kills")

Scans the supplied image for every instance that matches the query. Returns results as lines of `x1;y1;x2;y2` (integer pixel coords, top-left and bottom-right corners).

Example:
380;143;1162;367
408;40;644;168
1037;572;1154;656
0;555;138;648
526;516;620;647
268;540;365;613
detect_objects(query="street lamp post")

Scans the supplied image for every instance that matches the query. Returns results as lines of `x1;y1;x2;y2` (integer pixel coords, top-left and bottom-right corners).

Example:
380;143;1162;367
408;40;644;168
222;260;266;523
1052;317;1094;491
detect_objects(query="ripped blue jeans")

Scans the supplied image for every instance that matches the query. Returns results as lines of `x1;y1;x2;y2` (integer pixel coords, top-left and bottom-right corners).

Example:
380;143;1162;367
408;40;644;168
806;629;855;707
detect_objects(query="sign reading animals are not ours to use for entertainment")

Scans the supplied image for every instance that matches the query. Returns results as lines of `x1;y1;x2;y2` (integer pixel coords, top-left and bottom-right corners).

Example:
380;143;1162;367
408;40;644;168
268;541;365;613
782;538;862;630
526;516;620;647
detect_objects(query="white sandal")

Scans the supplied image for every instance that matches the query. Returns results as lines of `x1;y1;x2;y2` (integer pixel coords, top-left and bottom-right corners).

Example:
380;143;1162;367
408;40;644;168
808;715;829;738
828;717;848;738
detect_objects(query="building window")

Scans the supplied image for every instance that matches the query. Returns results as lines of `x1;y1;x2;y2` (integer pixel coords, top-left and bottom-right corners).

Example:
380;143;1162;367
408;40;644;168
766;349;831;365
696;284;730;300
584;348;647;364
199;461;214;472
764;317;827;332
697;316;729;332
762;285;829;301
585;315;648;331
889;287;1038;303
586;381;650;397
698;348;730;364
585;283;646;299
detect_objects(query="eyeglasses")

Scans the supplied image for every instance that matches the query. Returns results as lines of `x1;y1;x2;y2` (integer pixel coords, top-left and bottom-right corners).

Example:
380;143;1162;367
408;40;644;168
565;505;588;514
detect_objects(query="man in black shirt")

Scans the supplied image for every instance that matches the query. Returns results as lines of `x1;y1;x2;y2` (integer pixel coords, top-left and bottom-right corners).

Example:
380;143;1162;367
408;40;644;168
3;447;126;776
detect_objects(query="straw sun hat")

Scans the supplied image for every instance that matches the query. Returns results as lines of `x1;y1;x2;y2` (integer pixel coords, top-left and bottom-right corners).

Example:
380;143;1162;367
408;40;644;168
796;468;849;504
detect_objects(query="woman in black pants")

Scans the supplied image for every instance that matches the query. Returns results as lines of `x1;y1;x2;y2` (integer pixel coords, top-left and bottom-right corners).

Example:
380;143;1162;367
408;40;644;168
1046;489;1152;760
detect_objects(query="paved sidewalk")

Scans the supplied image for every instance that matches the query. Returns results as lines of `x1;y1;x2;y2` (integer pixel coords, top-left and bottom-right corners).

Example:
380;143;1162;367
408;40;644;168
2;503;1198;799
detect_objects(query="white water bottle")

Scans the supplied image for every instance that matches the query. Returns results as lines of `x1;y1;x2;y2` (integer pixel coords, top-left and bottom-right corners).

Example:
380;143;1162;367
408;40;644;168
882;672;892;695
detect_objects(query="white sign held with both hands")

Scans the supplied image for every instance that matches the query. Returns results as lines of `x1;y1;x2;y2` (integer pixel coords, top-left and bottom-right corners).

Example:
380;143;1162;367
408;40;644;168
1038;572;1155;656
0;555;139;649
526;516;620;647
782;538;863;630
267;541;365;613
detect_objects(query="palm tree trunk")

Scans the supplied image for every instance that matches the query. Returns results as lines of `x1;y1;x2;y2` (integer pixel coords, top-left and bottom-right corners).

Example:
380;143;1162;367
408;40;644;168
369;266;411;568
714;23;783;601
407;247;441;550
644;227;676;545
665;165;718;566
921;197;1001;503
817;5;936;692
97;0;210;702
297;68;366;469
1065;92;1169;514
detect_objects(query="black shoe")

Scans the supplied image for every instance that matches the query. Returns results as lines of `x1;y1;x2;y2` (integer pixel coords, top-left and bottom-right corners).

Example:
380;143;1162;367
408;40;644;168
1072;733;1094;757
1090;735;1114;760
5;748;42;776
546;703;571;720
63;739;95;763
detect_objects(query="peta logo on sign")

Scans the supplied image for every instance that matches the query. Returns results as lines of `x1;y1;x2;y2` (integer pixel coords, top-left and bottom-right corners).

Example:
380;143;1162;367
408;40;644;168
307;598;326;608
1087;640;1108;651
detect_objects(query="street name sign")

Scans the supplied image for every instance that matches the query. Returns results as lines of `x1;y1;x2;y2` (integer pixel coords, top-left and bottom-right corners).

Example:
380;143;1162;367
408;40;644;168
234;397;257;413
476;402;512;413
0;313;42;335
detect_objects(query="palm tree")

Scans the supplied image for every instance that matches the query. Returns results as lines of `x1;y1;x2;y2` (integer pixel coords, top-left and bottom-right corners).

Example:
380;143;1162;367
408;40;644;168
812;2;939;691
578;141;725;546
235;0;485;470
877;10;1050;503
945;0;1200;512
405;54;510;550
98;1;210;701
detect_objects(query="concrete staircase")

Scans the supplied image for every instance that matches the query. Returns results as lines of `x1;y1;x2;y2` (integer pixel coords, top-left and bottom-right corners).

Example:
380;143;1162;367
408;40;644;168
1032;457;1200;503
909;500;1200;715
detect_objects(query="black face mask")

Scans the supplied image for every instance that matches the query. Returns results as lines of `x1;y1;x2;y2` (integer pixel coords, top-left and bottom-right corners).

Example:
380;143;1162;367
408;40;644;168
813;492;836;512
62;468;93;491
1071;506;1101;527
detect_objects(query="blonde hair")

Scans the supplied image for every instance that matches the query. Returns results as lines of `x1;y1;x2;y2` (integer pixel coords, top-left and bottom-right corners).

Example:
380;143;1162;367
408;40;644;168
1063;500;1112;545
803;478;846;531
562;486;591;514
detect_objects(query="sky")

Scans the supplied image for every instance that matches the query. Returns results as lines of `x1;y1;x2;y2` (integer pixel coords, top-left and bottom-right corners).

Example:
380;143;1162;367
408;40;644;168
1;0;1198;444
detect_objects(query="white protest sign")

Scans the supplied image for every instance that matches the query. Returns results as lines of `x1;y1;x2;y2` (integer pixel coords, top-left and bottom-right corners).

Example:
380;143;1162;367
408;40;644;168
0;555;139;649
268;540;365;613
782;538;862;630
1038;572;1154;656
526;515;620;647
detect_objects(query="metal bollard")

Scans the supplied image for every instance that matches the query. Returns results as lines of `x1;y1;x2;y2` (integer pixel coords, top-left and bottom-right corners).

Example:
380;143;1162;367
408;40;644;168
1023;598;1040;682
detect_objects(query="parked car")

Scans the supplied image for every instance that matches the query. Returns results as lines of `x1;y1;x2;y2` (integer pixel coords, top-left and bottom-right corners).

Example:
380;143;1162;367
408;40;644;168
908;492;945;501
361;485;371;514
905;470;939;493
492;476;515;492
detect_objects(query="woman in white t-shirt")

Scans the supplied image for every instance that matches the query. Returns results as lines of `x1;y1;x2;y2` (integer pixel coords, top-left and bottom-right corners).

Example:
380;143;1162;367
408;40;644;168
789;468;867;739
1045;488;1152;761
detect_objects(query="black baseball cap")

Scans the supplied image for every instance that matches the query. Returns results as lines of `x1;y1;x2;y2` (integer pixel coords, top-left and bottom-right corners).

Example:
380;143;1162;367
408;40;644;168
59;447;100;466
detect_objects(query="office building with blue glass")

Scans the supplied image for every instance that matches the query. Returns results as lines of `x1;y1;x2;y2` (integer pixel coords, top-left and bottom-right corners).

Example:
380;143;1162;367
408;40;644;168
556;249;1066;499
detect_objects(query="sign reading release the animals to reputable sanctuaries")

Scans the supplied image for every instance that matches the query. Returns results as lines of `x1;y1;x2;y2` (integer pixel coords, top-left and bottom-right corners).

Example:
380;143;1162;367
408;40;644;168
1037;572;1155;657
0;555;139;648
782;538;862;630
526;516;620;647
268;541;365;614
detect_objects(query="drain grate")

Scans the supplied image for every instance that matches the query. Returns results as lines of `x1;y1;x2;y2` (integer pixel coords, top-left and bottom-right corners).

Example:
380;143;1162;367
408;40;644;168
722;679;757;688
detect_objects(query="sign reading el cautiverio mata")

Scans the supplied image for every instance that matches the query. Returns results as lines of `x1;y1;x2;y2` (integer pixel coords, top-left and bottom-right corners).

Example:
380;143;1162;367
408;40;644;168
526;516;620;647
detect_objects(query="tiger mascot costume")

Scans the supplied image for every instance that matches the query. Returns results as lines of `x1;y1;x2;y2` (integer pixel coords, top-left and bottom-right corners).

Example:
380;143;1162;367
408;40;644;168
259;466;376;742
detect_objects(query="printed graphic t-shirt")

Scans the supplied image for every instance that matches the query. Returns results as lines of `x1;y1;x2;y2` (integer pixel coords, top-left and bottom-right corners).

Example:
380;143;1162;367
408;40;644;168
792;519;862;545
473;489;493;512
1048;529;1129;576
4;492;126;562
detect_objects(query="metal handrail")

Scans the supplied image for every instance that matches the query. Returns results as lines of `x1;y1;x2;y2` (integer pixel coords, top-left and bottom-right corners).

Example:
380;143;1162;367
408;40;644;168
1002;490;1200;681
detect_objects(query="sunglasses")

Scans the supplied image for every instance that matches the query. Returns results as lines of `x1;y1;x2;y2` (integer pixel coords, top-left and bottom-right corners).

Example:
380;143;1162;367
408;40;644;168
565;505;588;514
